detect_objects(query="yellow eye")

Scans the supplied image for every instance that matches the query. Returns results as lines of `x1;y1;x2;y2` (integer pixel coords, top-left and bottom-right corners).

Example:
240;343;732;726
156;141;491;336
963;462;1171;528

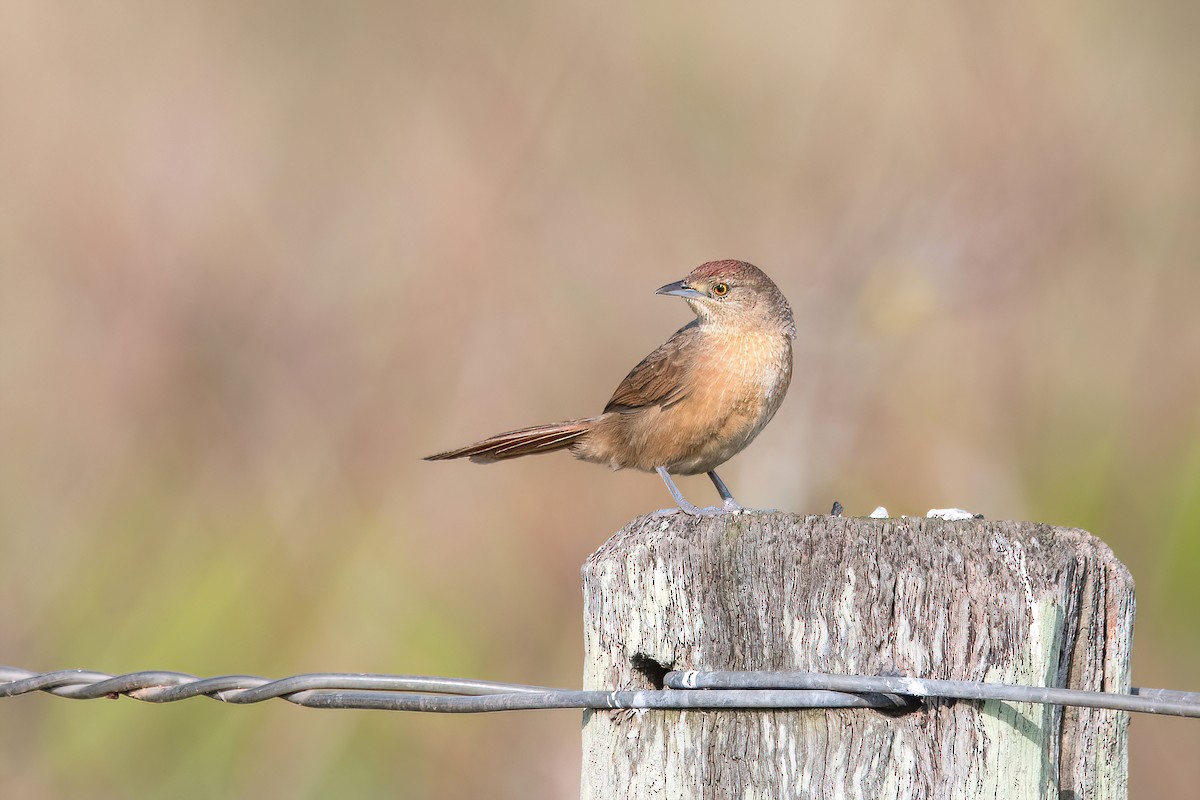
712;282;729;297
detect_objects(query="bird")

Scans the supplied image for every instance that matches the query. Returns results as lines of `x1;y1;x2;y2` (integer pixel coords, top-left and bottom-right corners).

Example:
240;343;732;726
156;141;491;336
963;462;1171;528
424;260;795;515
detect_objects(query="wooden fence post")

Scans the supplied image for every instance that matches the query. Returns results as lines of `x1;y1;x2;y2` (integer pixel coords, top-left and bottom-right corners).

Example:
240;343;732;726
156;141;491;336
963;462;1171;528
580;513;1134;799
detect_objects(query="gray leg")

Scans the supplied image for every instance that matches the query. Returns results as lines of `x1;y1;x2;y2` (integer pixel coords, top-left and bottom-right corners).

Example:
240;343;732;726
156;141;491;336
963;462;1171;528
707;470;743;512
655;467;723;517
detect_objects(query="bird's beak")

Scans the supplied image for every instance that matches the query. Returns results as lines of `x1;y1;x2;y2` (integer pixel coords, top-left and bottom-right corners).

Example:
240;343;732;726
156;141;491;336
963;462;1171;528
655;279;706;300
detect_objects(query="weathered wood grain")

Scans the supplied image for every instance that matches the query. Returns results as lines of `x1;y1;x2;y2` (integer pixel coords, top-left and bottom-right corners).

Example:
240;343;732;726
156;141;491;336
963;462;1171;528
581;513;1133;799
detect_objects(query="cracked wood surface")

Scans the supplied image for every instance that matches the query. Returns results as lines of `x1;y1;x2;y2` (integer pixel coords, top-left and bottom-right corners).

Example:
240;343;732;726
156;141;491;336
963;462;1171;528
580;513;1133;799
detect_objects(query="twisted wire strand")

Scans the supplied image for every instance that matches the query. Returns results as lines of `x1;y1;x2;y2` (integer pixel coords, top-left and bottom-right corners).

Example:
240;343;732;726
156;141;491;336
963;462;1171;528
2;666;1198;717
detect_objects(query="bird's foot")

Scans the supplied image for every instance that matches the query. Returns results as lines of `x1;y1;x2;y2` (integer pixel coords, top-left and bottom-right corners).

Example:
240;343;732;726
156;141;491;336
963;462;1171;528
654;502;721;517
654;502;766;517
677;499;734;517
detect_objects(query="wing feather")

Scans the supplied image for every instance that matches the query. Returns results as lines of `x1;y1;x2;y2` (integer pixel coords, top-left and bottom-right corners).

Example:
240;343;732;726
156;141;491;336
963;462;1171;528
603;321;700;413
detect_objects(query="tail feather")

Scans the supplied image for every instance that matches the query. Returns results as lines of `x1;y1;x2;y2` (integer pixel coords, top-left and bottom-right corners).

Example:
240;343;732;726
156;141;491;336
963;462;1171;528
424;419;594;464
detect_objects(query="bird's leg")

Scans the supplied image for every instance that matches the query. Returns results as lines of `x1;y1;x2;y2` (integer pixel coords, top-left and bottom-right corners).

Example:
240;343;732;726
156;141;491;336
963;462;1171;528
655;467;724;517
707;470;744;513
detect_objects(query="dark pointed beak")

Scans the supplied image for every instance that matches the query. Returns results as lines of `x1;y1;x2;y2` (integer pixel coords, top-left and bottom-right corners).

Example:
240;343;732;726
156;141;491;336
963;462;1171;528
655;279;706;300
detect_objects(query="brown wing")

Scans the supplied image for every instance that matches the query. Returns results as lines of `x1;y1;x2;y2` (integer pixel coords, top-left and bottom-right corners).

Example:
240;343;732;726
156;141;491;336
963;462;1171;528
604;321;699;413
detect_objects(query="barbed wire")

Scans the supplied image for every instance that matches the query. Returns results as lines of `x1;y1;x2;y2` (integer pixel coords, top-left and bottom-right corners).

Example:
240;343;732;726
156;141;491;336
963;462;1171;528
3;666;1198;718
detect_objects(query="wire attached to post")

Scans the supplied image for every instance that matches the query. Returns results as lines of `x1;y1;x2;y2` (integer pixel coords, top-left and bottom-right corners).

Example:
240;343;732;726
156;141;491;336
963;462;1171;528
3;666;1199;718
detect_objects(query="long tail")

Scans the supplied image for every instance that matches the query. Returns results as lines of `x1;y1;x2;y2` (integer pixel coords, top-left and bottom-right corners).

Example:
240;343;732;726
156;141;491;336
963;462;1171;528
424;419;595;464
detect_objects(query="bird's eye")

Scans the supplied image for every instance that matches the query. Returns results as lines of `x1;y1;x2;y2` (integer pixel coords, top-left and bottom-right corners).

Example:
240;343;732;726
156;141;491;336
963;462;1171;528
712;283;729;297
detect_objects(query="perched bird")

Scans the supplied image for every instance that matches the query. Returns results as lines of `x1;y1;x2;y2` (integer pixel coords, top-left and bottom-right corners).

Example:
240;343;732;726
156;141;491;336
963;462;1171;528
425;260;795;515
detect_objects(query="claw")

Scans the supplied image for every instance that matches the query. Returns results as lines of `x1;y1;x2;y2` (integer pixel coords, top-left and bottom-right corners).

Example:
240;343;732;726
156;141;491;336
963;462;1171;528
675;498;725;517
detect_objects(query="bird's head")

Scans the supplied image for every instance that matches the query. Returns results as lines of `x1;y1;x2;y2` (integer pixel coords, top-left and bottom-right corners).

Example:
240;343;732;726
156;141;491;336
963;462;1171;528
656;260;795;338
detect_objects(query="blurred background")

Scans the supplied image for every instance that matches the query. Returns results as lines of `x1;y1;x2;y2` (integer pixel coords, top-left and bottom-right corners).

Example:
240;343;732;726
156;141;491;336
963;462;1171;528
1;1;1197;797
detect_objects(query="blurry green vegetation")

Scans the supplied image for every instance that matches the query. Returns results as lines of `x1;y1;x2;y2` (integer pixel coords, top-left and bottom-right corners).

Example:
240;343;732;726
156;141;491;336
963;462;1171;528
1;1;1198;797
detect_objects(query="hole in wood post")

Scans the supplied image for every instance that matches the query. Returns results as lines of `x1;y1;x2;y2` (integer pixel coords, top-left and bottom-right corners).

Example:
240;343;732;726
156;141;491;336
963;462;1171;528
629;653;673;689
873;693;926;717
